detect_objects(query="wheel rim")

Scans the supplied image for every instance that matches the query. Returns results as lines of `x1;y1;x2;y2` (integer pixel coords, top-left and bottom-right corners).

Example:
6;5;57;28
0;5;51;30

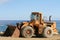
47;30;51;35
26;29;31;35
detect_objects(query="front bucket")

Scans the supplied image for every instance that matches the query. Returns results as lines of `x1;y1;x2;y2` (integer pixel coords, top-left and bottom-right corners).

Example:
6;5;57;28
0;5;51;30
3;25;20;37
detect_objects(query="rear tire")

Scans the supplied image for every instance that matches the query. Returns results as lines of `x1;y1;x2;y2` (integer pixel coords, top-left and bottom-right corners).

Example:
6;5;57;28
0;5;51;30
21;26;34;38
43;27;53;38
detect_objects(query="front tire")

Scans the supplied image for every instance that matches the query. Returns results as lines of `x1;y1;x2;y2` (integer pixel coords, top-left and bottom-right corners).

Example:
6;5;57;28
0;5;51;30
21;26;34;38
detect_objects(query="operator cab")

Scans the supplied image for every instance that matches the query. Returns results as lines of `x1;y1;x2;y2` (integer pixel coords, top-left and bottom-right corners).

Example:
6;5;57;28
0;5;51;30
31;12;41;21
31;12;43;24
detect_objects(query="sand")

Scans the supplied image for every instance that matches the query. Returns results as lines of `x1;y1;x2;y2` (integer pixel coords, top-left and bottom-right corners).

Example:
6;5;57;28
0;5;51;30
0;34;60;40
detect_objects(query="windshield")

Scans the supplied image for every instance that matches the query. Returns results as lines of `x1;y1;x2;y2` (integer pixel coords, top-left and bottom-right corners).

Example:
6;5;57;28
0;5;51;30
31;14;35;20
31;14;40;20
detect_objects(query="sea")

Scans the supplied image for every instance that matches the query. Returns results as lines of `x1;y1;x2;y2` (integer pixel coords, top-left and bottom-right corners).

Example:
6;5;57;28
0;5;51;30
0;20;60;33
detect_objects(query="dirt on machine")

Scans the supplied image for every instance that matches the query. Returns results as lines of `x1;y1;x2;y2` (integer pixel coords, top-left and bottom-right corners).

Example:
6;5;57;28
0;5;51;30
2;12;58;38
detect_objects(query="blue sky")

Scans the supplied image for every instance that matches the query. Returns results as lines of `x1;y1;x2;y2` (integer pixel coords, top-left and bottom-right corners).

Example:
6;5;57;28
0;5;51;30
0;0;60;20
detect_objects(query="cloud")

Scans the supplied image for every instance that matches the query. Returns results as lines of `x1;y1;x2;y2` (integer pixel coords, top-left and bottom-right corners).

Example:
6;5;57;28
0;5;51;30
0;0;9;4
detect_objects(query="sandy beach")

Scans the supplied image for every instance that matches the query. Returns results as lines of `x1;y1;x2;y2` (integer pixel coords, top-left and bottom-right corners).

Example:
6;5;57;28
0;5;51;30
0;34;60;40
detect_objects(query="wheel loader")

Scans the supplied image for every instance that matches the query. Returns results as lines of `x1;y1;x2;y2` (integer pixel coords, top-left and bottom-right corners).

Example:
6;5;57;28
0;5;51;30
3;12;58;38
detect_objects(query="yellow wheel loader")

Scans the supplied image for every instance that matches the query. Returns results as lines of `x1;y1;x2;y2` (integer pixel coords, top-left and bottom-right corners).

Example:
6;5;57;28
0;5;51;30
3;12;58;38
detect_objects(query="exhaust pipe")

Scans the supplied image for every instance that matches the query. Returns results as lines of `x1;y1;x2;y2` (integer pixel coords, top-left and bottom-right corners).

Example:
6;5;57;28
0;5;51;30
49;16;52;21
